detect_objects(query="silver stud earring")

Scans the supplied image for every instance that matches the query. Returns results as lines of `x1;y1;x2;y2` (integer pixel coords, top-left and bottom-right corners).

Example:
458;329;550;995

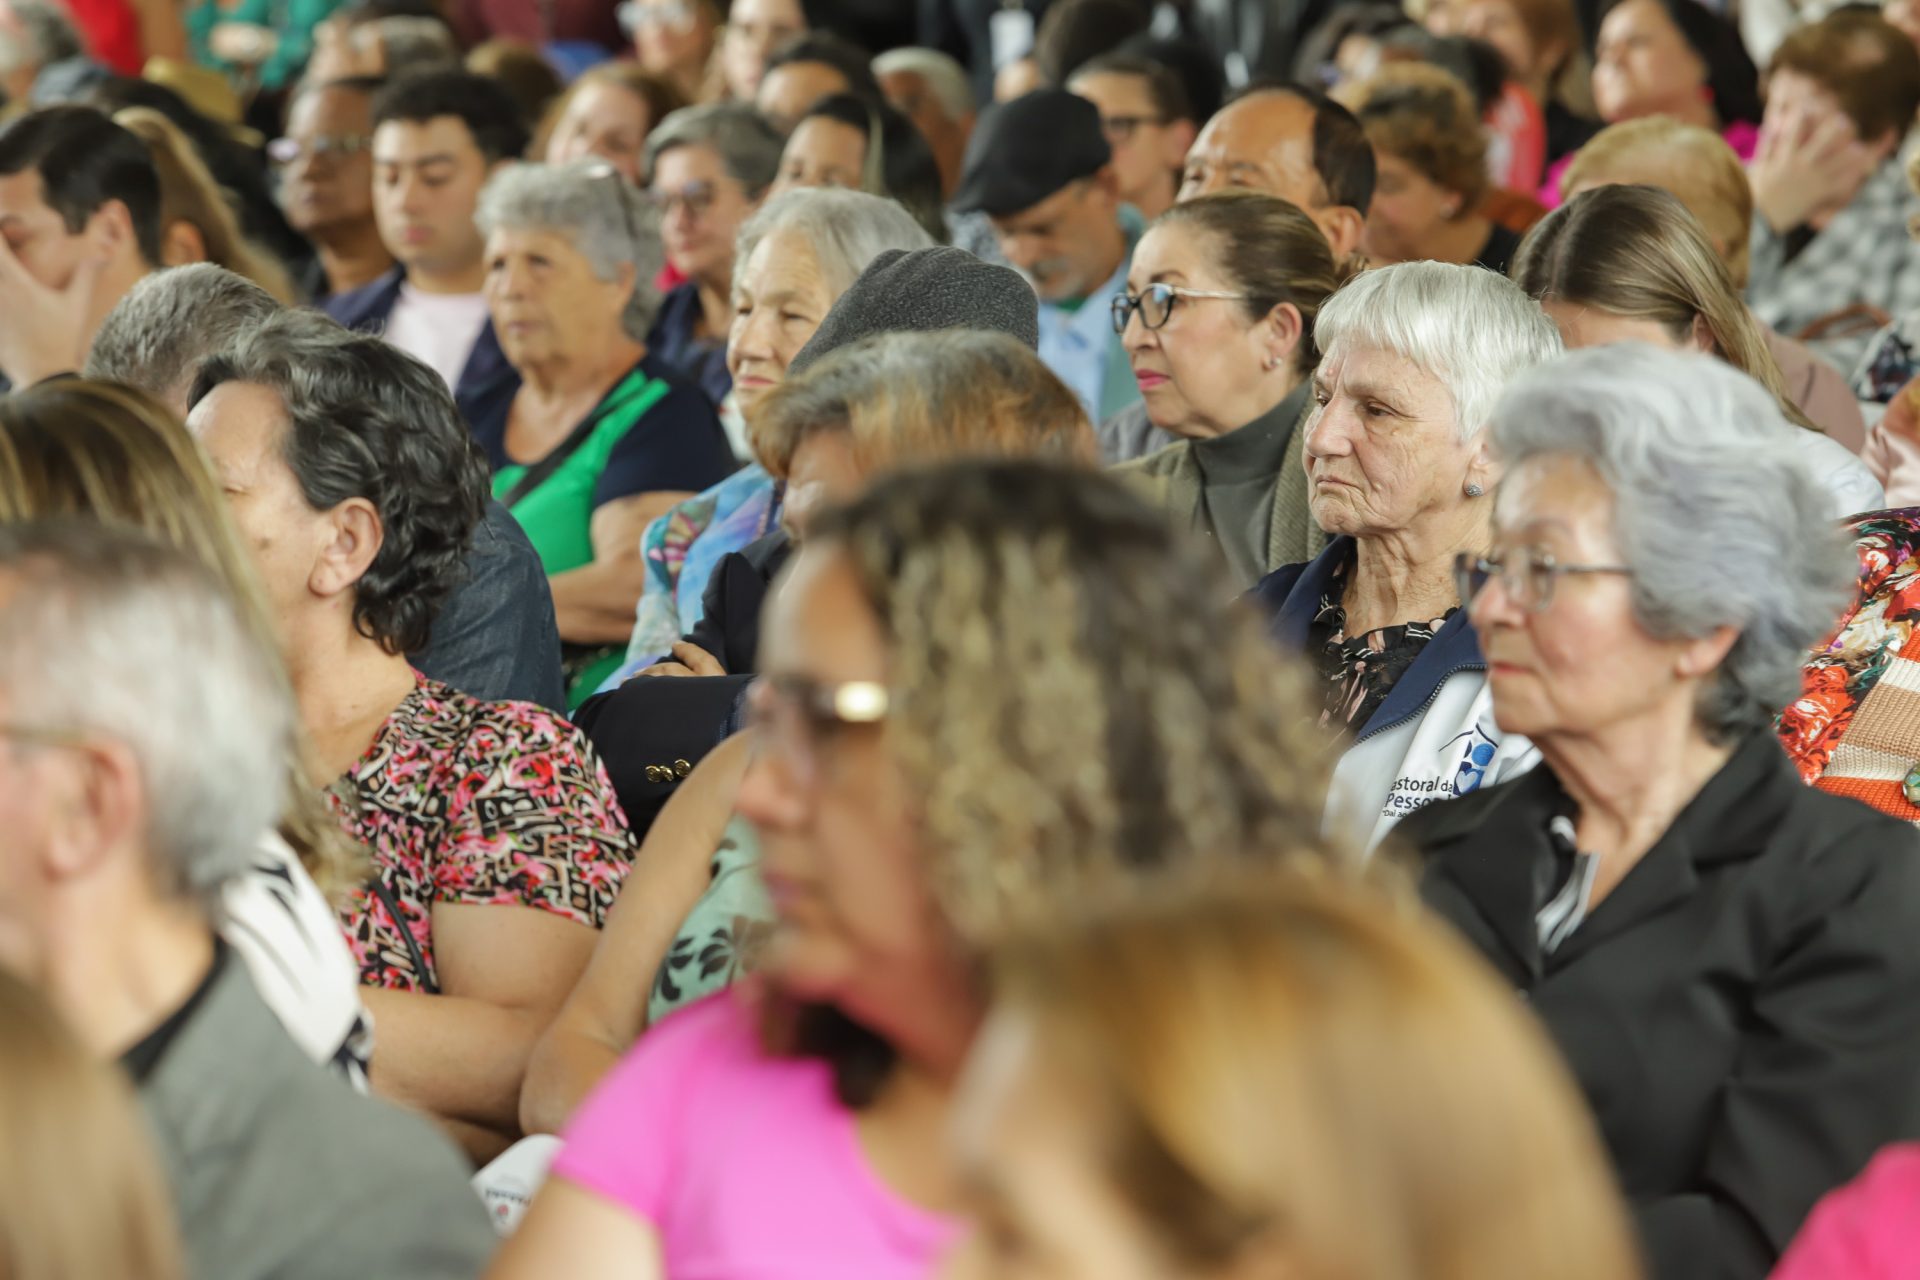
1465;482;1485;498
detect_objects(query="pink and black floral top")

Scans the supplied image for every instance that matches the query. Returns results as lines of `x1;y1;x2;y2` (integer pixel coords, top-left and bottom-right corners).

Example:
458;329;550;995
328;674;636;992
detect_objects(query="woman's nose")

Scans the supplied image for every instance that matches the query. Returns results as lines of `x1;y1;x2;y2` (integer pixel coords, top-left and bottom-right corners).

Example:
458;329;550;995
734;736;810;832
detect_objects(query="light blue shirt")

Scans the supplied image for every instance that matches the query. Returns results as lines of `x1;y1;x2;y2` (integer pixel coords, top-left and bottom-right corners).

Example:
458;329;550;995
1035;206;1146;423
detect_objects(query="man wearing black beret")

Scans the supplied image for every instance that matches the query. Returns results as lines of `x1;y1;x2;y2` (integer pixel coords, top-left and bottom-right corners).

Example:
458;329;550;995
951;87;1143;426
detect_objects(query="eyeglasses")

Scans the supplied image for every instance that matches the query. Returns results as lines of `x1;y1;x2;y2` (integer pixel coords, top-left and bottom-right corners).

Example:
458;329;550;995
1453;549;1633;613
267;134;372;167
745;674;890;786
617;0;696;34
1111;283;1250;335
1101;113;1167;143
647;179;718;219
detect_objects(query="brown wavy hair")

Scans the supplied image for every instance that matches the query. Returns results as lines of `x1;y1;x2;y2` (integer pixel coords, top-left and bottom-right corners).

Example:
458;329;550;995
0;968;183;1280
1510;182;1817;431
0;380;366;897
1337;63;1490;213
770;459;1338;1105
986;867;1642;1280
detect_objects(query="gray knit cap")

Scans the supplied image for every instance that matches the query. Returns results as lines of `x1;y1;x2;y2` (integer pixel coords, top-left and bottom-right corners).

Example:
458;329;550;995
787;246;1040;375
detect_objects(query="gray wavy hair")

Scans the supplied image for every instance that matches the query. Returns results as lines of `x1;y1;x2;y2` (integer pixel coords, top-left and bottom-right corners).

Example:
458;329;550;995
734;188;935;304
1490;343;1856;741
1315;260;1562;441
476;161;665;340
0;520;293;905
642;101;784;195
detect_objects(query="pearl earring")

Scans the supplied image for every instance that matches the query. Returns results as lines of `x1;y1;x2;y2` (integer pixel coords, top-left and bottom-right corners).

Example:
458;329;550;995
1465;483;1485;498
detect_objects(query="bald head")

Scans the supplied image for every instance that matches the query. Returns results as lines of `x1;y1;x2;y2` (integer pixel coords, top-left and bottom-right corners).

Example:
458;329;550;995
1177;87;1372;261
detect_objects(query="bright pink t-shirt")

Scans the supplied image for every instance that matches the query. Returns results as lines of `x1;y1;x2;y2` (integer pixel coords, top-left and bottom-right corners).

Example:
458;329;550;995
1771;1144;1920;1279
552;989;963;1280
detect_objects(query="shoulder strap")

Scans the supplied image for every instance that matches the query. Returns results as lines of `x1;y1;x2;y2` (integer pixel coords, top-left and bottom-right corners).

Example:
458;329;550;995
499;368;654;509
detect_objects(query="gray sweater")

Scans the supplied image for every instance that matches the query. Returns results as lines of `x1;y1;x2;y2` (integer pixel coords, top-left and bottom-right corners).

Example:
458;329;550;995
139;954;498;1280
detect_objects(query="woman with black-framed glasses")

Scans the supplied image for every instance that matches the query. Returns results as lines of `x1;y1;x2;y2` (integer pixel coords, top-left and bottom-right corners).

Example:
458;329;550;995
1104;191;1349;581
1401;343;1920;1280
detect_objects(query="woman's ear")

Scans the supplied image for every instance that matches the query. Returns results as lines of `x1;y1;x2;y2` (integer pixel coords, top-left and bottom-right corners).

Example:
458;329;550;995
162;219;209;268
1263;301;1304;371
308;497;385;602
1686;313;1716;354
1466;430;1502;492
1675;624;1739;680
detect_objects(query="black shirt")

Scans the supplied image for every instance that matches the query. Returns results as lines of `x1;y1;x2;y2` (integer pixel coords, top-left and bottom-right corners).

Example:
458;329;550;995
120;941;227;1086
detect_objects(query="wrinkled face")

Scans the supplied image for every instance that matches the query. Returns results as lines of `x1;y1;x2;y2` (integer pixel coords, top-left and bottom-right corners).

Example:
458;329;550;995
757;60;852;135
948;1010;1180;1280
649;143;756;283
771;115;867;192
726;228;836;412
1459;0;1548;82
484;225;632;368
628;0;715;77
187;381;334;647
1069;70;1183;209
1121;223;1275;436
1472;455;1684;740
1303;344;1479;539
0;168;92;292
721;0;807;100
1361;151;1460;265
545;82;656;183
1592;0;1705;123
735;542;959;1033
371;115;493;276
989;180;1120;302
278;84;377;236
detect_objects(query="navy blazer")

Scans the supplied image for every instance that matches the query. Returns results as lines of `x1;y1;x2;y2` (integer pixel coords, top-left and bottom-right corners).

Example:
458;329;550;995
1250;536;1487;743
321;268;510;398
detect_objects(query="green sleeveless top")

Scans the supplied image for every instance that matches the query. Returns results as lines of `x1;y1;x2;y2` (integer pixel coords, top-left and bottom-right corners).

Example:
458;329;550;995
491;368;675;575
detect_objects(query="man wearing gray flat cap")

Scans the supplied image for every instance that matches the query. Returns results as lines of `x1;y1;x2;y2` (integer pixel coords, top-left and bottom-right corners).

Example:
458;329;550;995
951;87;1143;426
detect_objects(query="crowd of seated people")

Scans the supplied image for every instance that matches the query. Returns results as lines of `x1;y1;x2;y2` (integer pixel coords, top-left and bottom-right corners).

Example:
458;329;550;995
10;1;1920;1277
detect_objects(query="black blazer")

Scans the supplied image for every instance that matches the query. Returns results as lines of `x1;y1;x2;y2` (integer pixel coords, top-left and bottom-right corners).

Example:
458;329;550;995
1401;732;1920;1280
684;529;790;675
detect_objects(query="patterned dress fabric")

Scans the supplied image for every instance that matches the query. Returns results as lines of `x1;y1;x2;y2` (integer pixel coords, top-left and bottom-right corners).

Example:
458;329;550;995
1780;508;1920;821
328;674;638;990
1307;559;1458;733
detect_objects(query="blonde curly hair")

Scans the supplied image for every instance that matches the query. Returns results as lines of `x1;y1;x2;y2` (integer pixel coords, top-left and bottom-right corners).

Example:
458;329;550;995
808;458;1340;947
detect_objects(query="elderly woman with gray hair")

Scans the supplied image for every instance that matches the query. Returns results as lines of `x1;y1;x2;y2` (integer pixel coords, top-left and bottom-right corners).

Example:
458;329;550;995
610;186;934;682
1252;260;1562;850
464;161;737;705
1402;343;1920;1280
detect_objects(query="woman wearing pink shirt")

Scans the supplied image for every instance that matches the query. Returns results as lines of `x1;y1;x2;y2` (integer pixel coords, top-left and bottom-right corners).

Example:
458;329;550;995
484;459;1335;1280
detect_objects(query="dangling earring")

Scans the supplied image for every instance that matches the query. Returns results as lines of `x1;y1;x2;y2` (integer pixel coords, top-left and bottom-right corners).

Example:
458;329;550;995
1465;482;1485;498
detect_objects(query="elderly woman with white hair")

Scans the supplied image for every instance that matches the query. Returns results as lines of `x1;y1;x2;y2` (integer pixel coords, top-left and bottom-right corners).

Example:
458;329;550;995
1403;343;1920;1280
464;161;738;705
1252;260;1563;850
612;187;935;681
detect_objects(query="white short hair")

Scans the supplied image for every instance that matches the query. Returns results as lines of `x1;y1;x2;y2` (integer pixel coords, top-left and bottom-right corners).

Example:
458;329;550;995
735;188;935;302
0;522;292;905
1315;261;1562;441
872;47;974;123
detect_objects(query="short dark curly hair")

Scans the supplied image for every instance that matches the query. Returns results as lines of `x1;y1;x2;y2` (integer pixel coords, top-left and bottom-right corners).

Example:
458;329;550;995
189;311;488;656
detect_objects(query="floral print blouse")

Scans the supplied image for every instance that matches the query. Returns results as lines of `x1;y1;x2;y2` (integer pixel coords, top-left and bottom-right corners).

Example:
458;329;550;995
328;675;637;992
1306;559;1456;734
